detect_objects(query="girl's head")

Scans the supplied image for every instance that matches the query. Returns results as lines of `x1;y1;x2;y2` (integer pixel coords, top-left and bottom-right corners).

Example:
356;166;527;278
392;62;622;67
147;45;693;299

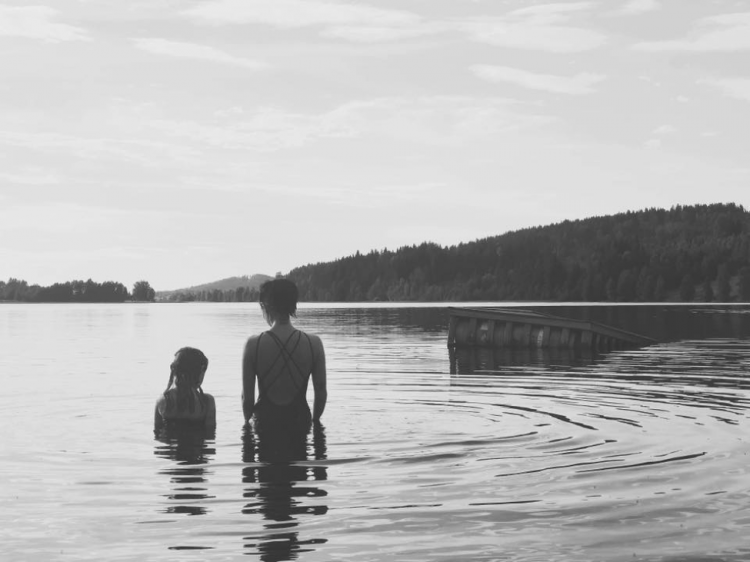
168;347;208;389
259;278;298;323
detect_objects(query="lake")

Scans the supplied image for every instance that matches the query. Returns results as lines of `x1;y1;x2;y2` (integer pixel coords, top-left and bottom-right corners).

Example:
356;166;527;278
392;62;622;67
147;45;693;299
1;302;749;561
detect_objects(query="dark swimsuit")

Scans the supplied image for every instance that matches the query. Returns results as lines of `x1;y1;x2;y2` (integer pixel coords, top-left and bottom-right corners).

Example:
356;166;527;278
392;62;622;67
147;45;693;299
252;330;315;434
158;392;211;436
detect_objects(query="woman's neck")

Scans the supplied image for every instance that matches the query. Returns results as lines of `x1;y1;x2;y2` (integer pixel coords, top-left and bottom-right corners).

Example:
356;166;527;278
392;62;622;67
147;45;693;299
271;319;292;329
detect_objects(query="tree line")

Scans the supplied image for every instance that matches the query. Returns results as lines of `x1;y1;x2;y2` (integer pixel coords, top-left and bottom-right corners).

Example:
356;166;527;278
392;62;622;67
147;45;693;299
0;279;156;302
286;203;750;302
161;286;260;302
6;203;750;304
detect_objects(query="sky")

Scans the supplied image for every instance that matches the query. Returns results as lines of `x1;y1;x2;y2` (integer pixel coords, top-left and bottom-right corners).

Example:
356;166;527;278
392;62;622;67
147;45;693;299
1;0;749;291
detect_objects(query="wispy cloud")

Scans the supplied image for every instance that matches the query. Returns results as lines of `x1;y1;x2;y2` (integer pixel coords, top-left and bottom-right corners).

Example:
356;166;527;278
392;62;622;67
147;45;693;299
149;96;552;152
509;3;594;17
252;181;446;208
699;77;750;102
183;0;419;28
0;170;60;185
634;12;750;51
617;0;661;16
150;106;357;152
652;124;676;134
0;5;89;42
132;38;267;69
462;3;605;53
471;64;606;95
0;130;199;165
321;24;440;43
182;0;432;44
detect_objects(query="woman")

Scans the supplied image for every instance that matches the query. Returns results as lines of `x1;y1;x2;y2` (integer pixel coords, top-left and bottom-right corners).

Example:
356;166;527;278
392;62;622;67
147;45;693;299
154;346;216;433
242;279;327;432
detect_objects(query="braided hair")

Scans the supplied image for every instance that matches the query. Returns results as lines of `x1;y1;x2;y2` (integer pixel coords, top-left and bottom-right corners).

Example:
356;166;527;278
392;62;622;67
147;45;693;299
162;347;208;415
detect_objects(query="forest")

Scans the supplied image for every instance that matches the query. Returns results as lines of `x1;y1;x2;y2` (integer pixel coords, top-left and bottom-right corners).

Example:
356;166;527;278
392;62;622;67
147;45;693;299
286;203;750;303
0;279;155;303
4;203;750;304
156;274;270;303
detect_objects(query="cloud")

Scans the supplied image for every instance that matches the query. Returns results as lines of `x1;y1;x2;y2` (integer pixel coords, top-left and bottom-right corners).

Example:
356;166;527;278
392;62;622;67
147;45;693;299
652;124;676;135
0;203;124;234
321;24;441;42
617;0;660;16
509;3;594;18
150;106;357;151
463;4;605;53
699;77;750;102
0;170;60;185
252;181;447;208
0;5;89;42
183;0;419;28
471;64;605;94
633;11;750;51
150;96;553;152
0;130;199;165
643;138;662;150
132;38;267;69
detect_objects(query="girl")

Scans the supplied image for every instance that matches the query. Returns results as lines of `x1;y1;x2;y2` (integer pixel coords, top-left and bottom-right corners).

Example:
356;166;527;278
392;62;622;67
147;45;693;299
154;347;216;432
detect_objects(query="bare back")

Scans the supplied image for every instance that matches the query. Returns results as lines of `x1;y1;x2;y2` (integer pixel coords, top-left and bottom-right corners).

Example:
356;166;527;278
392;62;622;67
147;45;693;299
254;329;315;405
243;325;327;423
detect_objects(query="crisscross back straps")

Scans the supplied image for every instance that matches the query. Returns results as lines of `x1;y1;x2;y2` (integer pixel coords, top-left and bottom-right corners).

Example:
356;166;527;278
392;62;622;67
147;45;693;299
257;330;308;396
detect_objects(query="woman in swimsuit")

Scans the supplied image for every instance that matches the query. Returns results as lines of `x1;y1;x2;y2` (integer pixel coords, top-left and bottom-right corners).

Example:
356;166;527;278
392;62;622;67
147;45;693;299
242;279;327;432
154;347;216;433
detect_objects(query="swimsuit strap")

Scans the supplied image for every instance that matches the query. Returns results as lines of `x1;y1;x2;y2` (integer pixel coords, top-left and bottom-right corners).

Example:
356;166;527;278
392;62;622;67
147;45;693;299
257;330;308;397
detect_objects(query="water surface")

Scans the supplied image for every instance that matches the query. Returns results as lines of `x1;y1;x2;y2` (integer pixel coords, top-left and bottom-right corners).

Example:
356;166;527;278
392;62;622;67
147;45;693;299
1;303;749;561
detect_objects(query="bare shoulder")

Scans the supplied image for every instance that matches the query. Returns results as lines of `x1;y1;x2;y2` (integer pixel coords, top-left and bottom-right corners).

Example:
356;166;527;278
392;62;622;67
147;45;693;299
305;332;325;349
244;334;261;352
155;394;167;414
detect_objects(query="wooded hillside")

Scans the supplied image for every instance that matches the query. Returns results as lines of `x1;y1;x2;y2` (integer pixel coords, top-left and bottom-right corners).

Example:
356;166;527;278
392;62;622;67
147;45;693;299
156;274;272;302
287;203;750;302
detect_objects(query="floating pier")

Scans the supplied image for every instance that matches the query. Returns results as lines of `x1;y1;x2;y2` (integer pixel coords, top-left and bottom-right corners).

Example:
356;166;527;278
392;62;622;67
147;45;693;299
448;307;656;352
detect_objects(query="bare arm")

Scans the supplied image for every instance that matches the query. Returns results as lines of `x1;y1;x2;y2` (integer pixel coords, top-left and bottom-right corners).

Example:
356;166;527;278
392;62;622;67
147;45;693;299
311;336;327;421
204;394;216;430
154;397;165;433
242;338;257;424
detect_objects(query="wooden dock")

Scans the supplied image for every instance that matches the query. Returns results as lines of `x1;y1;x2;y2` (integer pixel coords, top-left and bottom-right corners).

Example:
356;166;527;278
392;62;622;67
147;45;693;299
448;307;656;352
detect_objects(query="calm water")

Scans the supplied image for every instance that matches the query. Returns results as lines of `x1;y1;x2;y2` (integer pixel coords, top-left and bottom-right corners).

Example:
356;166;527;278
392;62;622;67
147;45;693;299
2;303;749;561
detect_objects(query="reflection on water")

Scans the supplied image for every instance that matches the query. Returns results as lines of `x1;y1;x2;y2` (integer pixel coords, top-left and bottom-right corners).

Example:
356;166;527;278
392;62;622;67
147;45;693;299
450;345;603;373
242;422;328;560
153;426;216;518
3;303;750;561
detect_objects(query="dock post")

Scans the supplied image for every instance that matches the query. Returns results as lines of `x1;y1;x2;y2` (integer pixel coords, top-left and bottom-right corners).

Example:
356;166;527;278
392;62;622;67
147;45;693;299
560;328;570;348
467;317;477;344
486;320;496;347
522;323;532;346
448;316;458;347
502;322;513;348
581;330;593;349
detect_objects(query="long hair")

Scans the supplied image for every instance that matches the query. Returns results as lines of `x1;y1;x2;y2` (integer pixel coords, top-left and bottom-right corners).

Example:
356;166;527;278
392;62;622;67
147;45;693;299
163;347;208;415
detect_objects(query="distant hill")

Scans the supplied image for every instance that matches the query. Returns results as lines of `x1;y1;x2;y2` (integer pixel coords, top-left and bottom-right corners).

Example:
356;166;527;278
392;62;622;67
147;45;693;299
286;203;750;302
157;274;272;301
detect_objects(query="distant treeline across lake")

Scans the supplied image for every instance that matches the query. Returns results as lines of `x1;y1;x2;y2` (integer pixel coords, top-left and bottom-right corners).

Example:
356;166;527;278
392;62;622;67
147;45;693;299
286;203;750;303
0;279;155;303
5;203;750;304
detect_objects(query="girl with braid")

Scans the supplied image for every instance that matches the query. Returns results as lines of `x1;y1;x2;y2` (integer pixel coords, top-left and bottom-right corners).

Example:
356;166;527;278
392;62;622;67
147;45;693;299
154;347;216;433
